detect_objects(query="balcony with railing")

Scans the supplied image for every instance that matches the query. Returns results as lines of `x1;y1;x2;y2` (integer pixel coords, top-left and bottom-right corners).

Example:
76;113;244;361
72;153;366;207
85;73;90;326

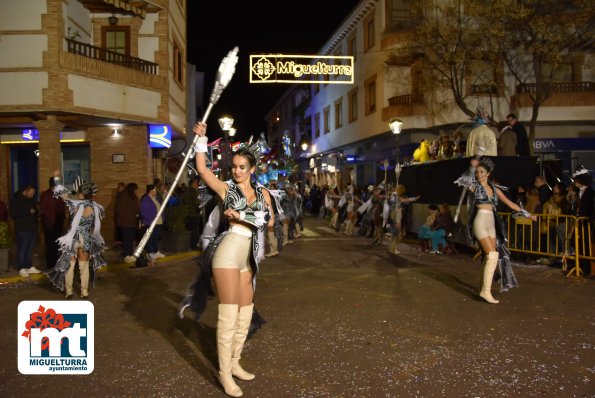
513;81;594;107
382;93;426;120
66;38;158;75
60;38;164;91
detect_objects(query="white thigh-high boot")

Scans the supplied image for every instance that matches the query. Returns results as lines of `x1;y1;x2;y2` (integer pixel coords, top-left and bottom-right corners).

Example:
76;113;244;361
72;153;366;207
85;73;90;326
65;259;76;298
389;237;400;254
217;304;242;397
282;223;289;245
79;260;90;298
329;211;338;228
231;304;255;380
479;251;500;304
344;219;352;235
265;230;278;257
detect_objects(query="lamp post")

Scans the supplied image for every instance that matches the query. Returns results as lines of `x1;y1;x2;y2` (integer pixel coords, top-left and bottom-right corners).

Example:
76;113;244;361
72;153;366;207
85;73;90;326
389;118;403;186
389;118;403;164
218;115;234;179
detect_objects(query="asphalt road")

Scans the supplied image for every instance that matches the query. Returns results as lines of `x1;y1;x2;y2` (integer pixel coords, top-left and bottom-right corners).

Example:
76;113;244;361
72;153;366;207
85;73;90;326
1;216;594;398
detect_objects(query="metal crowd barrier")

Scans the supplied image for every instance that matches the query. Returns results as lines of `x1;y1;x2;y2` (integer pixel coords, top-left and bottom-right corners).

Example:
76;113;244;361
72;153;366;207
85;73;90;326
499;212;594;277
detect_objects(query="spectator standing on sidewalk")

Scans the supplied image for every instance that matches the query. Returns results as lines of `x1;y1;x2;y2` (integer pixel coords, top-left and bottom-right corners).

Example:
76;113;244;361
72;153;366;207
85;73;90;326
9;185;41;278
507;113;530;156
139;184;164;260
182;178;202;249
39;176;66;270
113;182;125;245
116;182;140;263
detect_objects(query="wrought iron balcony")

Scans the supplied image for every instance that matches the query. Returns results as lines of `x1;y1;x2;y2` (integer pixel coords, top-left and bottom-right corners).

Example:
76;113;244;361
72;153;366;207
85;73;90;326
66;38;158;75
387;94;424;106
516;81;593;94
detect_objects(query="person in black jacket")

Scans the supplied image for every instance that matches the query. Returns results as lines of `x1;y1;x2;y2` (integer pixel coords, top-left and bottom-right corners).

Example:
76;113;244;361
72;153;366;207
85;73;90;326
506;113;530;156
9;185;41;278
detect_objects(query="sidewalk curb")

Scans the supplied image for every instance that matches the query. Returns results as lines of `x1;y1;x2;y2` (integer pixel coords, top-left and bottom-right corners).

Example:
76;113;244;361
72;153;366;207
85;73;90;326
0;251;200;286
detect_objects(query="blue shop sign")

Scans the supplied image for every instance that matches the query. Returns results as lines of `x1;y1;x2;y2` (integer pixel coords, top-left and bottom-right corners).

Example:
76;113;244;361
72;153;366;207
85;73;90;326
148;124;172;148
533;137;595;152
345;154;359;163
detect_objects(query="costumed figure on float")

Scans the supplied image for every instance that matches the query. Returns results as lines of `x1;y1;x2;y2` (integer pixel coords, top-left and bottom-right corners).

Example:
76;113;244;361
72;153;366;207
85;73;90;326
465;108;498;157
46;170;106;299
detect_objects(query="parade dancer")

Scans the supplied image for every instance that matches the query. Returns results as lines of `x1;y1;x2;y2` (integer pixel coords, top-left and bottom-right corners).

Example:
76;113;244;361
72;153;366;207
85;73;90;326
264;188;284;257
455;157;536;304
46;170;106;299
179;122;273;397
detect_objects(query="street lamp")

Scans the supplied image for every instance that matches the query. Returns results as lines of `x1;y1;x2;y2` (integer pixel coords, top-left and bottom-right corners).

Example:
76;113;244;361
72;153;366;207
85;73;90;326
389;118;403;166
300;137;309;151
218;116;234;179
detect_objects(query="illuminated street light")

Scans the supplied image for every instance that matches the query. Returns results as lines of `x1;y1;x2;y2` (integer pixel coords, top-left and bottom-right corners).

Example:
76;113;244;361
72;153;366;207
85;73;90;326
228;127;237;138
389;118;403;135
389;118;404;167
218;116;234;179
218;116;234;131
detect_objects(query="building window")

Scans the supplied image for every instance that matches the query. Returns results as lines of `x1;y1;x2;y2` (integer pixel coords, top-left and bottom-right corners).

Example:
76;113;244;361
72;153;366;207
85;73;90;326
543;62;573;82
365;75;377;115
334;97;343;129
314;113;321;138
364;16;375;52
348;32;357;61
348;87;358;123
173;38;184;86
323;106;331;134
386;0;412;29
102;26;130;56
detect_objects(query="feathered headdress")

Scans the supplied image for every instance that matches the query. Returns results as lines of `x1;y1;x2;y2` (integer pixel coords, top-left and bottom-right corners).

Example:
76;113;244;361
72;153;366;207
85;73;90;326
237;135;265;167
573;166;591;178
71;176;98;196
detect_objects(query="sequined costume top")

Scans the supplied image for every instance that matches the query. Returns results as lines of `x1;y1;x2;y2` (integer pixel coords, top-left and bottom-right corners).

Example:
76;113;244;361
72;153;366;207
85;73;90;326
178;181;271;320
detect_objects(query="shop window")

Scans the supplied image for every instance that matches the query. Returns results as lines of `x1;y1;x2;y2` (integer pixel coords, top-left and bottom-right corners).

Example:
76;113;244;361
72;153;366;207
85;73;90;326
314;113;321;138
62;145;91;187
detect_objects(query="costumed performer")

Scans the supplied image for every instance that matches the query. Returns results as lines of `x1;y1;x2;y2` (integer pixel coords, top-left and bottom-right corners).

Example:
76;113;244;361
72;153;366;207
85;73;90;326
465;109;497;157
455;157;536;304
46;170;106;299
179;122;273;397
386;184;419;254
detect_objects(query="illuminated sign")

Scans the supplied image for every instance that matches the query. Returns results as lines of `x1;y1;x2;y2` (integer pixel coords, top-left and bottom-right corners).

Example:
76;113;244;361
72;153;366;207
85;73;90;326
0;130;86;144
250;54;354;84
148;125;172;148
23;129;40;140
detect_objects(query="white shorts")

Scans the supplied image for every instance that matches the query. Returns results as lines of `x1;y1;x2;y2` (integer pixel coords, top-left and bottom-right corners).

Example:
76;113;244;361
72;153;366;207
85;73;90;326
212;225;252;273
473;209;496;240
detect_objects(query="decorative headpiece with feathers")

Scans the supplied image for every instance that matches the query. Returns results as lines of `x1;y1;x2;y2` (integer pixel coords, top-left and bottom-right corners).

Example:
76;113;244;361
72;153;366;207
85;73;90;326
237;135;265;168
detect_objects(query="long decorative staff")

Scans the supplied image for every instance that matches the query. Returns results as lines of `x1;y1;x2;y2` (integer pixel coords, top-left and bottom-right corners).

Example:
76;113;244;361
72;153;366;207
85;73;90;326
134;47;239;261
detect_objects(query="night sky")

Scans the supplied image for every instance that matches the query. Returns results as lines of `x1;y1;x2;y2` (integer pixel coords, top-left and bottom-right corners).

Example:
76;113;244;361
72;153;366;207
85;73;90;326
186;1;360;142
